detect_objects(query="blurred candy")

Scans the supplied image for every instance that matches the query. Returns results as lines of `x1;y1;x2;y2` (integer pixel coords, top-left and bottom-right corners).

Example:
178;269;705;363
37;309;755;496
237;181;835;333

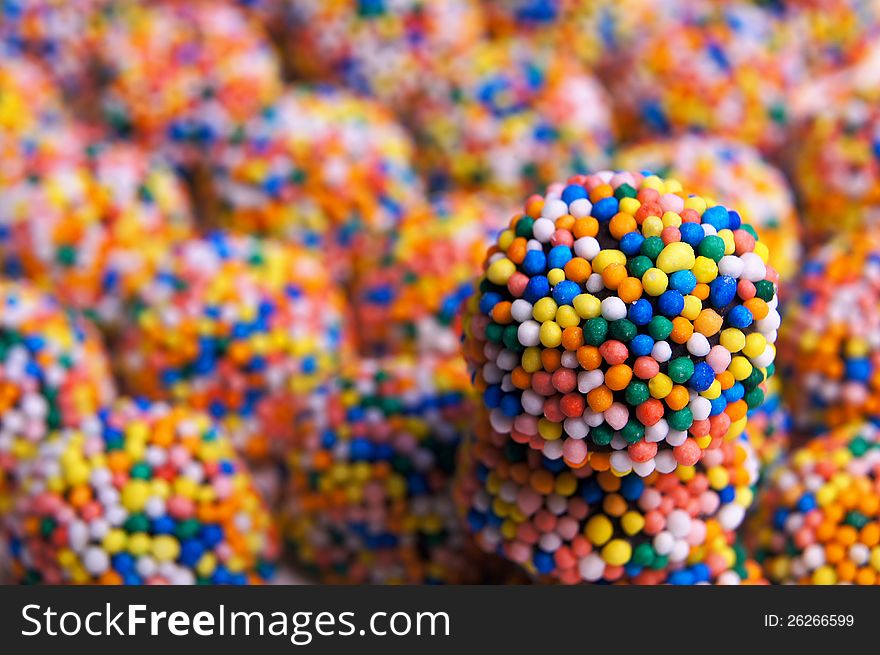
455;413;760;584
788;92;880;241
0;280;115;515
463;170;780;476
482;0;681;69
750;420;880;585
208;87;425;283
95;1;282;163
605;2;800;152
116;232;352;463
3;398;278;584
0;0;101;104
777;0;880;77
0;53;68;138
616;136;801;283
746;375;793;475
353;192;510;356
281;0;485;109
0;135;195;327
413;39;615;196
779;231;880;432
281;354;479;584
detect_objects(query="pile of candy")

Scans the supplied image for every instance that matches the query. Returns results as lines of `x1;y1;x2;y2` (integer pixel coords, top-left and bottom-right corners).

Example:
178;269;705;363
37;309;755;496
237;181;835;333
750;421;880;585
4;0;880;588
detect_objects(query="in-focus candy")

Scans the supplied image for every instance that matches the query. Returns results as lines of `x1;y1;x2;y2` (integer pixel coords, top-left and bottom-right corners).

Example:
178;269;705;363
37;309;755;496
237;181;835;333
463;170;780;477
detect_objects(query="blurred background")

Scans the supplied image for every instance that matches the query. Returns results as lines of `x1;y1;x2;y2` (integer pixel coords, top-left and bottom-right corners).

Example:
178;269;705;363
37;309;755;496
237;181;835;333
0;0;879;586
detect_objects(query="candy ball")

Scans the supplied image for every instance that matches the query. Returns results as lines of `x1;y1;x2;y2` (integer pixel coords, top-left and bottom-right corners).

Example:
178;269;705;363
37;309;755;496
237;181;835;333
0;0;102;110
605;3;799;152
463;170;780;477
353;192;510;357
3;399;279;584
778;231;880;433
115;232;352;463
207;87;425;283
0;280;115;515
750;421;880;585
778;0;880;77
280;354;478;584
413;39;615;196
615;136;801;284
0;135;196;327
95;2;282;163
281;0;485;109
788;92;880;241
455;414;760;584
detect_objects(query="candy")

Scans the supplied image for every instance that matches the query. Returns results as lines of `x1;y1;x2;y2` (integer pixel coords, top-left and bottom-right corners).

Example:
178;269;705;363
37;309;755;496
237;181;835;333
281;0;485;109
463;171;780;476
115;233;353;463
353;192;511;356
280;354;483;584
615;136;801;283
482;0;682;70
0;134;195;327
745;376;793;477
777;0;880;78
455;411;761;584
207;87;425;283
778;231;880;432
3;399;278;584
0;0;101;106
749;421;880;585
413;38;615;196
605;3;800;152
0;280;115;517
788;91;880;241
94;2;282;163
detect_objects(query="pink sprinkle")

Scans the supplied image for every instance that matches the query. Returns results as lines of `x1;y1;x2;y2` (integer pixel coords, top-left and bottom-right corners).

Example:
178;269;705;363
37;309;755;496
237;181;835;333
705;345;731;373
733;229;756;254
563;437;588;465
604;402;629;430
660;193;685;213
551;228;574;247
633;356;660;379
508;272;529;297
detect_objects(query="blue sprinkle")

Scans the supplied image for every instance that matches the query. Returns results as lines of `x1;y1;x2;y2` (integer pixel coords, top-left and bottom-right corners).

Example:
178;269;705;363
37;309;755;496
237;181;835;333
709;275;737;308
669;270;697;294
547;245;573;270
657;290;685;317
628;298;653;325
630;334;654;357
620;231;644;255
552;280;580;306
679;222;704;247
727;305;753;329
521;250;547;276
524;276;550;303
561;184;587;205
689;362;715;392
591;196;619;222
701;205;730;231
